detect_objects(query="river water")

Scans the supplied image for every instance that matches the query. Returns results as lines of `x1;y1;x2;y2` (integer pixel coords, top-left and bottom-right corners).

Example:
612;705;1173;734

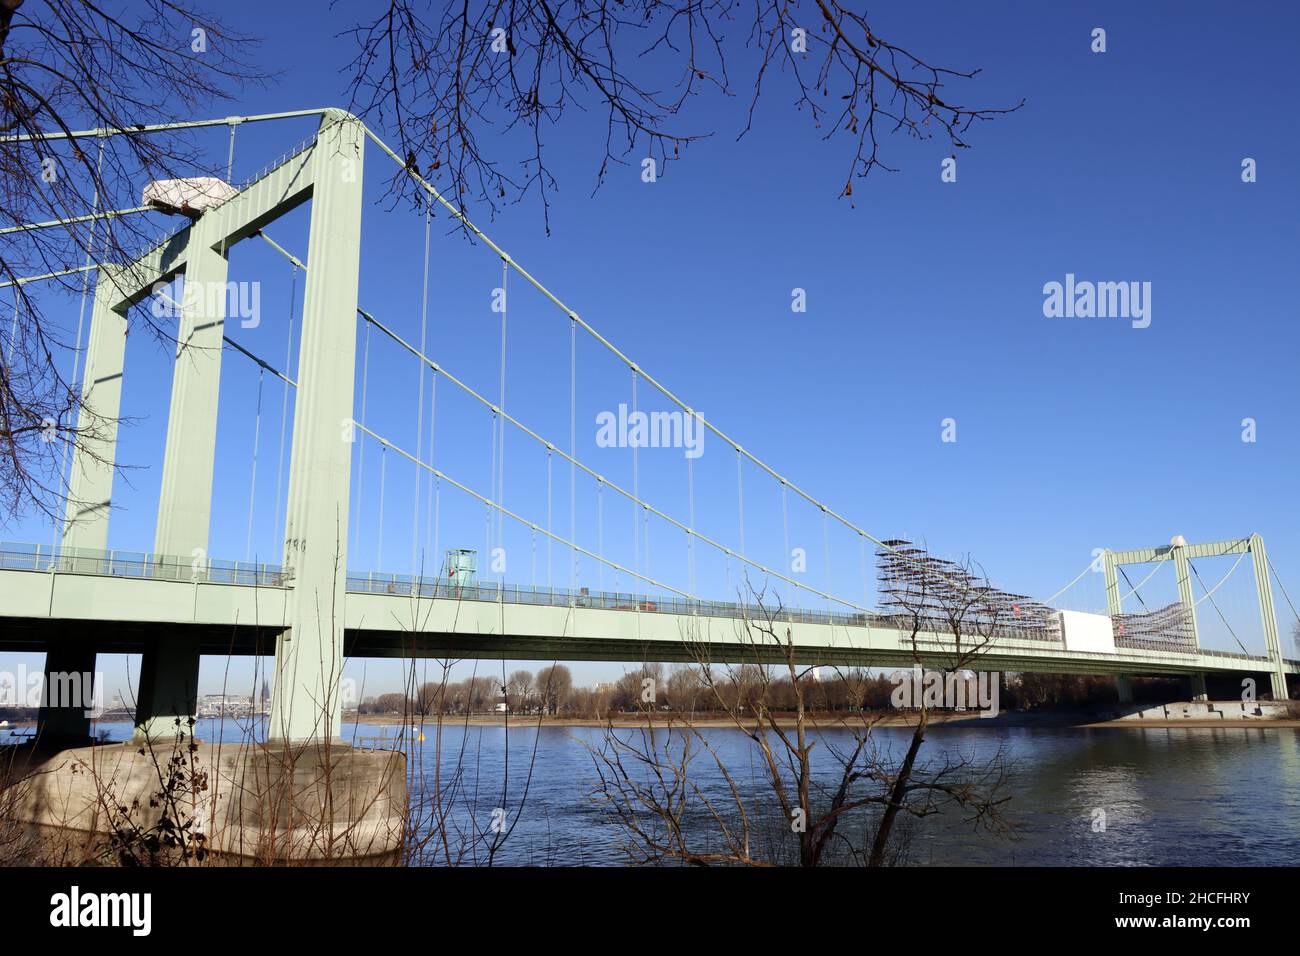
79;719;1300;866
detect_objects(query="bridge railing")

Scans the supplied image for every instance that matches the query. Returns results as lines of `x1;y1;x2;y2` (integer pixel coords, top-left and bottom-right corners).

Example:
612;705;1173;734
344;572;871;627
0;542;286;586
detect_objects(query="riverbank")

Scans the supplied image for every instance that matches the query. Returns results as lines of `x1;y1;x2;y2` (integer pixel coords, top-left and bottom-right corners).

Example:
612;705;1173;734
343;710;1300;730
6;708;1294;737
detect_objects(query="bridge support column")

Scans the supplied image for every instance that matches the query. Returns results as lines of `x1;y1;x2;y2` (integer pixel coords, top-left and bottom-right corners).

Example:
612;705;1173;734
153;211;230;562
1248;533;1290;700
270;111;364;743
1102;550;1122;617
1170;544;1201;649
132;634;202;743
1115;676;1133;704
1190;673;1208;701
36;636;98;747
61;272;127;558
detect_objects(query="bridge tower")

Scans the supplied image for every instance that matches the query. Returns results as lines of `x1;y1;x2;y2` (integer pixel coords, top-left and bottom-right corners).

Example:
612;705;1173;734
1104;536;1290;702
54;110;366;744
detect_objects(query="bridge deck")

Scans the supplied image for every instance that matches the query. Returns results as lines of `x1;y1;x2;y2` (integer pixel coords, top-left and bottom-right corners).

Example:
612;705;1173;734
0;553;1292;678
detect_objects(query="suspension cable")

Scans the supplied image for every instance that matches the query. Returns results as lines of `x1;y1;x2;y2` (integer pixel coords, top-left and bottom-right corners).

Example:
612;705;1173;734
376;445;387;570
412;208;432;574
546;449;553;591
644;504;651;590
1040;559;1101;606
353;321;372;556
433;474;441;580
244;368;264;562
686;456;696;599
219;121;238;263
343;305;866;611
781;480;791;578
0;205;153;237
1188;557;1251;656
1119;560;1166;602
5;295;18;364
736;447;746;560
425;370;438;577
1;108;332;144
1191;550;1249;607
1117;566;1149;612
354;421;698;602
220;335;295;386
272;263;298;554
1267;558;1300;660
363;124;942;576
66;135;106;395
570;317;577;596
489;406;498;576
500;257;510;580
340;431;864;625
630;366;638;600
484;500;492;587
256;233;872;610
859;532;869;609
1268;556;1300;625
822;508;831;616
598;479;606;593
55;133;106;554
0;263;98;290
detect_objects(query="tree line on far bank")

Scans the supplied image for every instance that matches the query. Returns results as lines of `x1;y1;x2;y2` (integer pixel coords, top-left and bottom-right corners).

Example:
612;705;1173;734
352;665;1200;719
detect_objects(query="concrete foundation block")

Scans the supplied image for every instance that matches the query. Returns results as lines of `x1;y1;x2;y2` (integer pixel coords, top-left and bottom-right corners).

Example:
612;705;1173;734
2;740;406;865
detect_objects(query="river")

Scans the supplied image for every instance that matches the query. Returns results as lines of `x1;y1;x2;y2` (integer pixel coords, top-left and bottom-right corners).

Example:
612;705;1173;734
77;719;1300;866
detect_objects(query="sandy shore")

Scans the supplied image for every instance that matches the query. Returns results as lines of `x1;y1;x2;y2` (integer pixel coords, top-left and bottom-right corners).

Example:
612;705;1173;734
1076;717;1300;729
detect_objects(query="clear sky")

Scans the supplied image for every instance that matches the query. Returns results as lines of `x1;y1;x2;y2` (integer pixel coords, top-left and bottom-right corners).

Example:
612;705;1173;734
6;0;1299;700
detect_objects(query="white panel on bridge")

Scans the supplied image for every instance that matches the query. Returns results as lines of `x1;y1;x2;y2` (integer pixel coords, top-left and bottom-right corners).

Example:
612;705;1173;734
1055;610;1116;654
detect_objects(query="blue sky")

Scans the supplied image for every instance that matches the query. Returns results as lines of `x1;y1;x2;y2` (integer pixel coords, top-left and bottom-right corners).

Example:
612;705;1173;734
7;0;1300;697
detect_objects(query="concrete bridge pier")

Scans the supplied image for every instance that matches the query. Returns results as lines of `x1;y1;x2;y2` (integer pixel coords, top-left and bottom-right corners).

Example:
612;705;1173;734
1190;672;1209;701
1115;676;1134;704
36;633;98;748
132;634;202;742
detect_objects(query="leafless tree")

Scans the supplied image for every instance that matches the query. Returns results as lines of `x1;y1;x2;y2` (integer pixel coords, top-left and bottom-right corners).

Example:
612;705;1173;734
664;663;703;713
3;2;1018;534
0;0;266;523
535;663;571;715
341;0;1020;230
345;1;1024;230
589;572;1012;866
505;669;534;712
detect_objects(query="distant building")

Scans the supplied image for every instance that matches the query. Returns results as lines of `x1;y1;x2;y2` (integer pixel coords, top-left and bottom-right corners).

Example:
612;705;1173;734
197;693;267;719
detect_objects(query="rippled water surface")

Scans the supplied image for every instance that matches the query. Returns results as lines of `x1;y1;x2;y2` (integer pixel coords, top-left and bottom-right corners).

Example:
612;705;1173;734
86;719;1300;866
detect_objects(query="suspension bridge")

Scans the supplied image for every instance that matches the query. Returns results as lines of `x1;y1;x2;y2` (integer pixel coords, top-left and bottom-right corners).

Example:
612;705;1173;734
2;108;1296;749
